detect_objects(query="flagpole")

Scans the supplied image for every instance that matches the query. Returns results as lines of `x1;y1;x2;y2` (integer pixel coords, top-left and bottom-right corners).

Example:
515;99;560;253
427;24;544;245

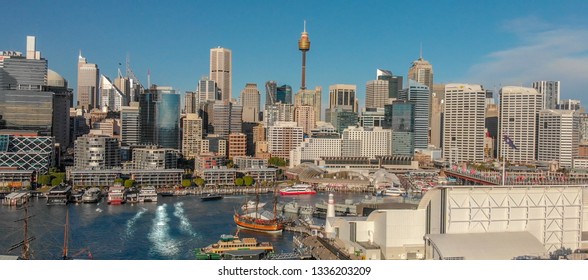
502;139;506;186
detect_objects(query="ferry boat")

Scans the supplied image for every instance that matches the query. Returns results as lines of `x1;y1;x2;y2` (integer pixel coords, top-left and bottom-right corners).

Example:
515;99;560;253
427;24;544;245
107;185;126;205
380;187;405;197
46;184;72;206
126;188;139;203
69;189;84;204
279;184;316;196
195;233;273;260
82;187;102;203
138;186;158;203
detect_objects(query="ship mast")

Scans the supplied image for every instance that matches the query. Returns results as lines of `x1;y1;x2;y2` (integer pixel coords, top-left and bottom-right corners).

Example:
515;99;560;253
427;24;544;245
62;208;69;259
8;202;35;260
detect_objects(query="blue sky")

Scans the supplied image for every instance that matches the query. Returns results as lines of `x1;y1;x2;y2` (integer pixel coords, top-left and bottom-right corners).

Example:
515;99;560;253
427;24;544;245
2;1;588;110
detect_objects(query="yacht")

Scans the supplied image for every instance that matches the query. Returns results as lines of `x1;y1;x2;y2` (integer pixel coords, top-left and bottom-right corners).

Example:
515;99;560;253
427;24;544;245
82;187;102;203
381;187;405;197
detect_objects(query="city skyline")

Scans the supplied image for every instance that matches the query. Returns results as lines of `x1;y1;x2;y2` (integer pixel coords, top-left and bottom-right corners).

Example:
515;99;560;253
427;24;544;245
2;1;588;109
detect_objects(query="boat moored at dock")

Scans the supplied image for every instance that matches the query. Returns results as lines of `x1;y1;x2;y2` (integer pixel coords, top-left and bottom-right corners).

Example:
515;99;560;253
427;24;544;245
138;186;158;203
107;185;126;205
279;184;316;196
82;187;102;203
200;193;223;201
47;184;72;206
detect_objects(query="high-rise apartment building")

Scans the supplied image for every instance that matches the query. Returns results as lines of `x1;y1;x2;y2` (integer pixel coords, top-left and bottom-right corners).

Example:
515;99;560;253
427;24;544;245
405;80;430;150
210;47;232;101
77;51;100;110
430;84;445;149
228;133;247;159
267;121;304;160
74;135;120;170
443;84;486;163
132;146;179;169
537;110;578;168
182;113;203;159
294;105;316;135
532;81;560;110
365;79;389;109
498;86;542;163
240;83;260;122
184;91;198;114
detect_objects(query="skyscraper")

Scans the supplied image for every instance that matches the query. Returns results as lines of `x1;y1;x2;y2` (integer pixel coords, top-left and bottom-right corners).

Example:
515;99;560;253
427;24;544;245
443;84;486;163
0;36;47;90
328;84;358;113
100;75;126;112
405;80;430;150
120;102;140;146
276;84;292;104
210;48;232;102
365;79;389;109
532;81;560;110
211;100;242;138
139;86;181;149
240;83;260;123
294;86;322;121
197;76;220;103
384;101;415;156
184;91;198;114
182;113;203;159
294;105;316;136
498;86;542;163
77;51;100;110
408;51;434;91
265;81;277;106
376;69;402;100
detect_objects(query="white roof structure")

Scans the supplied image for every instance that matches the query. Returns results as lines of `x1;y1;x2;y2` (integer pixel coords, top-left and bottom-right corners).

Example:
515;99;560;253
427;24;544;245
425;232;547;260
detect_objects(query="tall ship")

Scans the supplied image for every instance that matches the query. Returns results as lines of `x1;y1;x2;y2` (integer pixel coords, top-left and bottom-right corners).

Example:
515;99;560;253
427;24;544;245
279;184;316;196
107;185;126;205
82;187;102;203
195;233;274;260
234;187;283;233
46;184;72;206
138;186;158;203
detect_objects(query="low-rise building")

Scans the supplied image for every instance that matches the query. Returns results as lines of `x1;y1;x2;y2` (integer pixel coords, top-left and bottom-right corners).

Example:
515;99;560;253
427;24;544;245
203;168;236;186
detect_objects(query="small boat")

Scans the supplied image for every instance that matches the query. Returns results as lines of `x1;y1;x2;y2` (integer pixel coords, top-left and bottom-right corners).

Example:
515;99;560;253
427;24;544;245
200;193;223;201
279;184;316;196
47;184;72;206
82;187;102;203
380;187;405;197
107;185;126;205
195;232;273;260
138;186;158;203
241;200;266;211
158;190;174;197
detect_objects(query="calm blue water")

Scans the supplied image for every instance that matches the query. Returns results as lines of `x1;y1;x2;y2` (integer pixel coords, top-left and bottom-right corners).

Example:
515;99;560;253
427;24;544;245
0;192;377;260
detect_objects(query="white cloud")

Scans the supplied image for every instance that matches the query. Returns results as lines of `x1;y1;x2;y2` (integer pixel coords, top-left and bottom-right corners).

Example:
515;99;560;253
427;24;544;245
463;17;588;102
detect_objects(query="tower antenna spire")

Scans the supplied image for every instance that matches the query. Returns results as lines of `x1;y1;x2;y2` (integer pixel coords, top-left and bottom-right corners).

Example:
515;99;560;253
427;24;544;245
419;42;423;60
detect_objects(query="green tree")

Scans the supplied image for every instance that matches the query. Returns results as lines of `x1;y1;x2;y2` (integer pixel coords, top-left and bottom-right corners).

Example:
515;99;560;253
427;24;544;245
114;178;124;184
268;157;286;167
182;179;193;188
194;177;205;187
243;176;254;186
51;177;63;186
226;159;234;168
235;178;244;186
124;179;135;188
38;175;52;186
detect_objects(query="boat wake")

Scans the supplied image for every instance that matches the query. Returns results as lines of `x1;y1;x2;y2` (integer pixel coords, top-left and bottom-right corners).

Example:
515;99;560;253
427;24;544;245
173;202;199;238
125;207;147;238
148;204;179;257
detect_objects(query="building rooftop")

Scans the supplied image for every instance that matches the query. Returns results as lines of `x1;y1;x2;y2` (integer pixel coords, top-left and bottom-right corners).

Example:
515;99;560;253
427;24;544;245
424;232;546;260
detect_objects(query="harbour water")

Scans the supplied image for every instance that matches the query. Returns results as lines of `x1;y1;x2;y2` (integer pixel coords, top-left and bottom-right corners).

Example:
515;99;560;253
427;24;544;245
0;191;402;260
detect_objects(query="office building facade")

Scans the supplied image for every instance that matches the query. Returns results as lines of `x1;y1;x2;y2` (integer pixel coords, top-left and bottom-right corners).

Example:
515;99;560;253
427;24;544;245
210;47;232;101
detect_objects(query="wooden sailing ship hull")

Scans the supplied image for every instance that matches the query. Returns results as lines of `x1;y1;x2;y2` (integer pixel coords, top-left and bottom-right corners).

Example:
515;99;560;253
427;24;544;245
233;214;283;233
